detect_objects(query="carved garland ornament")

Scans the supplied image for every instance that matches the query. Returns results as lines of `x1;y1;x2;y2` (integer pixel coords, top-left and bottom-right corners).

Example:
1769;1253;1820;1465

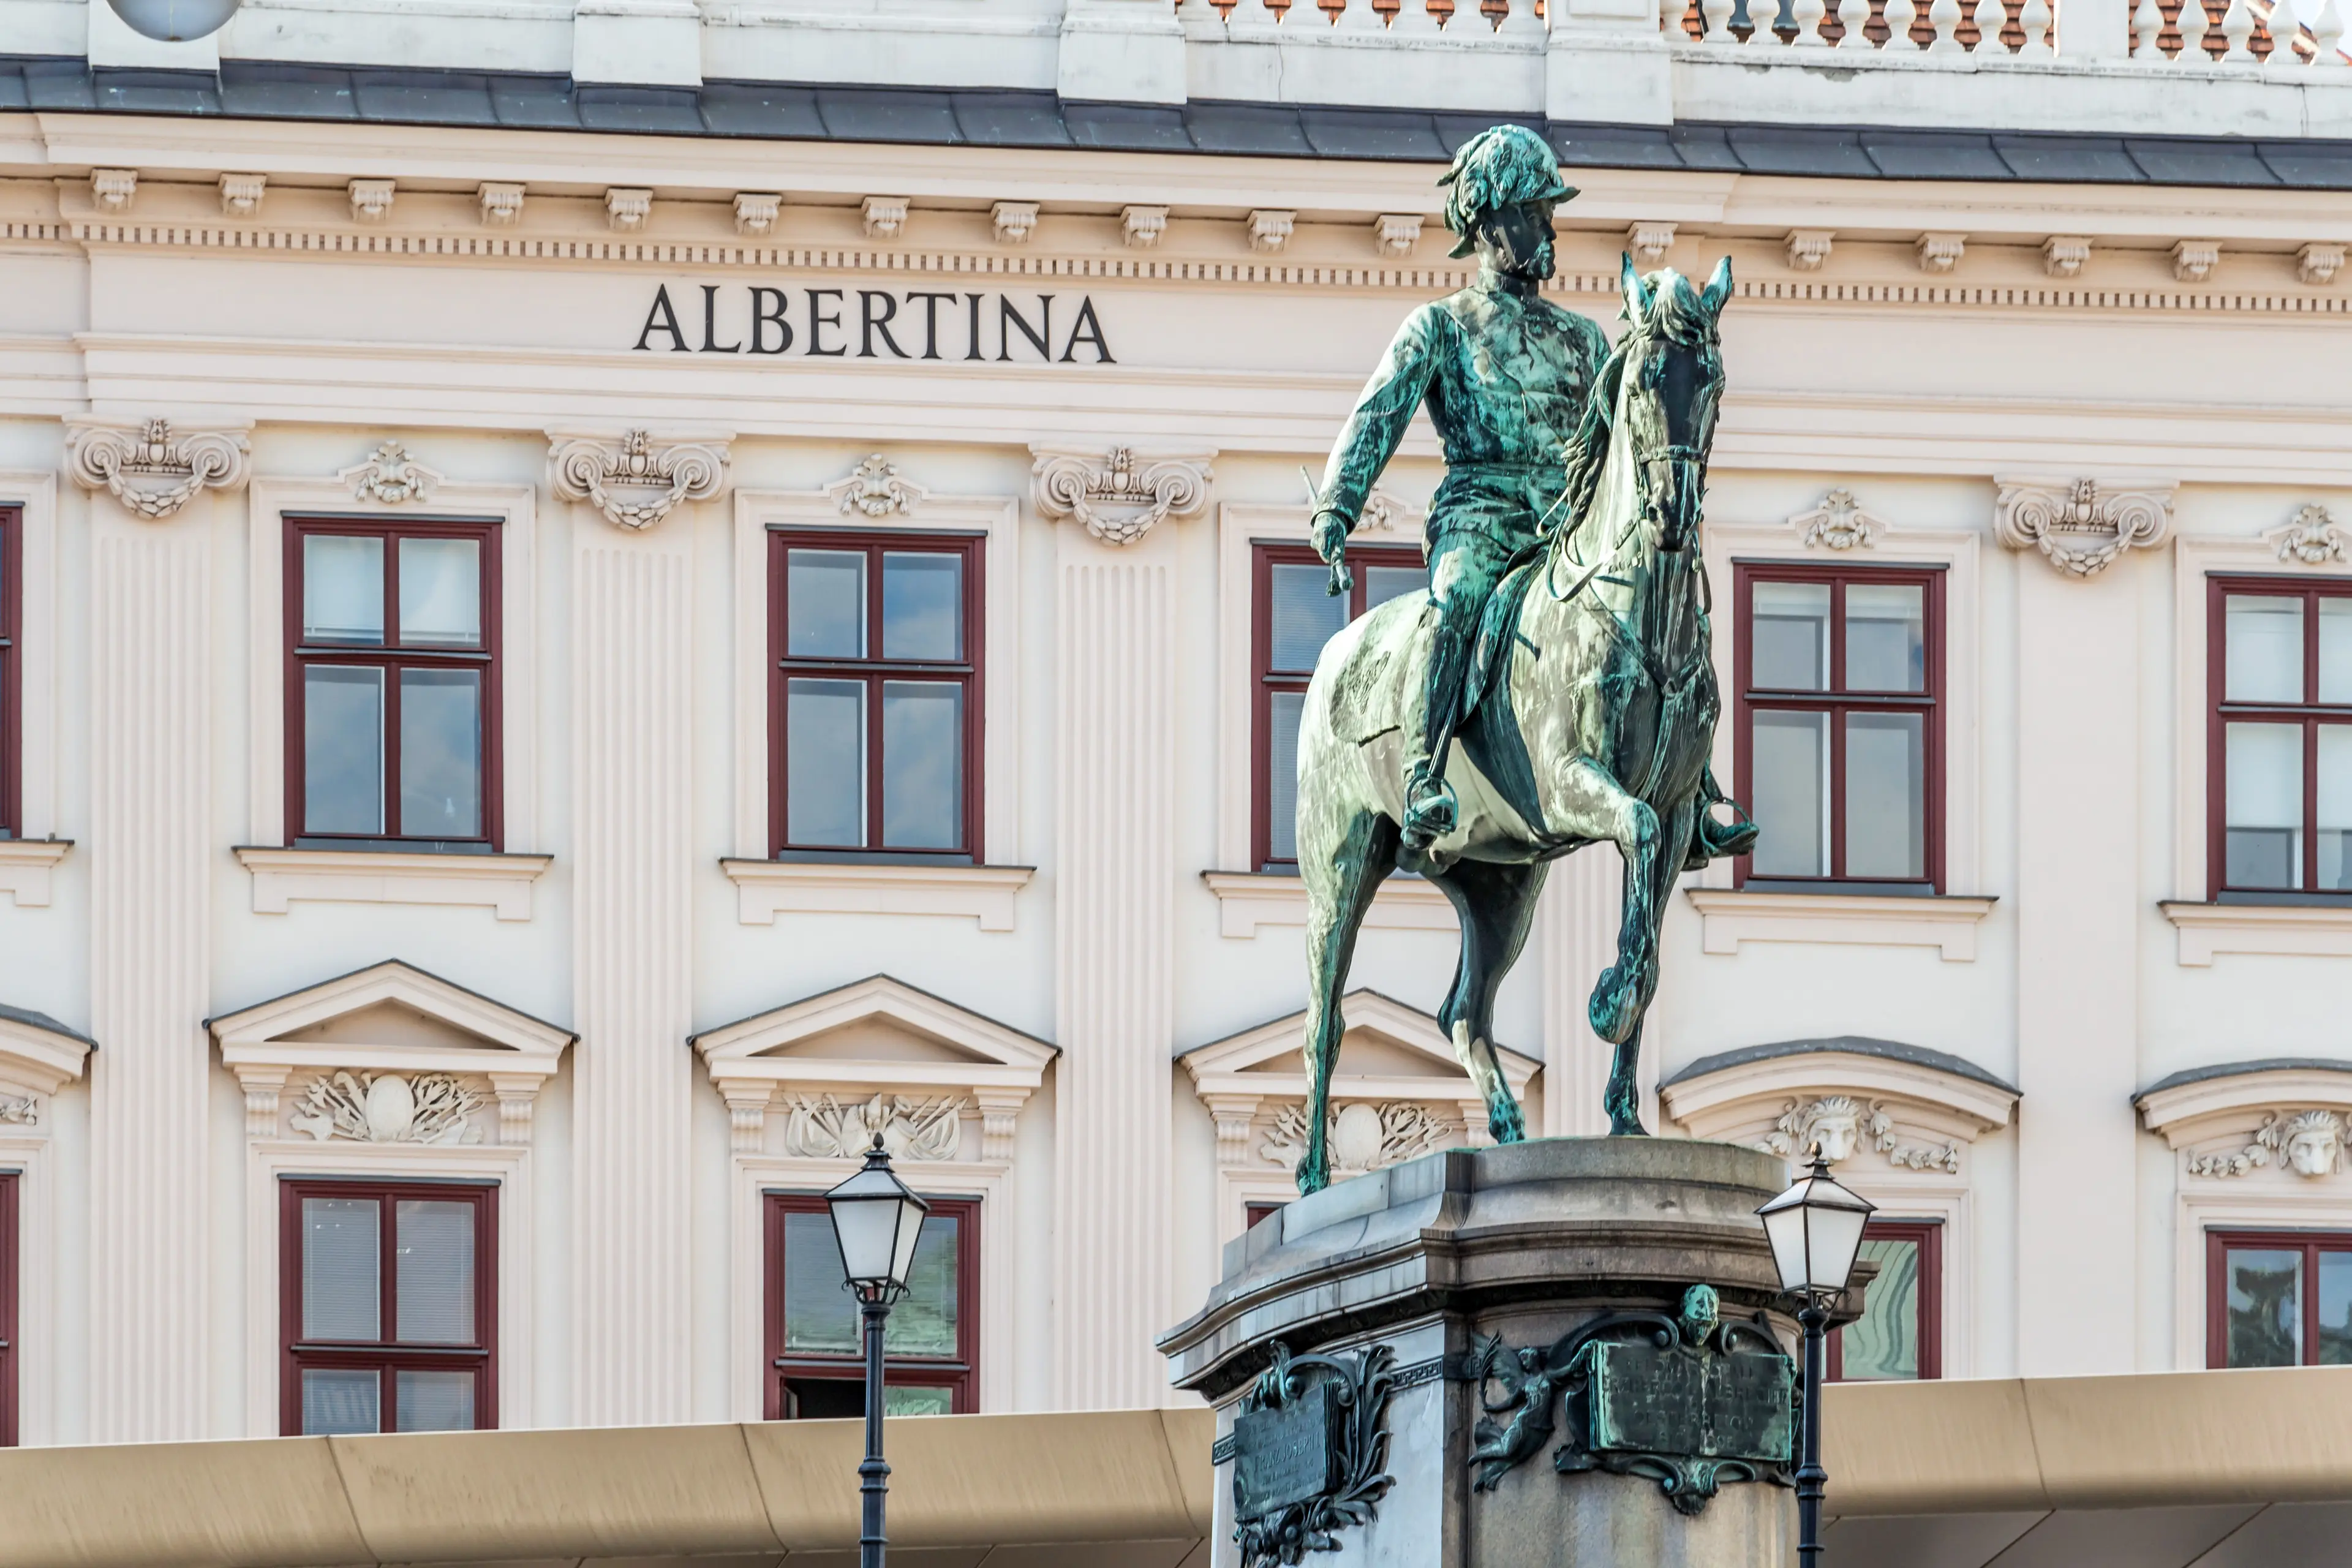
1993;477;2176;577
2187;1109;2347;1180
1755;1095;1960;1175
1030;445;1212;546
1357;484;1427;536
780;1093;965;1162
0;1093;35;1125
550;429;728;529
1260;1101;1452;1179
338;440;444;505
1790;487;1884;551
289;1070;488;1145
67;418;251;519
825;453;929;518
2268;505;2346;567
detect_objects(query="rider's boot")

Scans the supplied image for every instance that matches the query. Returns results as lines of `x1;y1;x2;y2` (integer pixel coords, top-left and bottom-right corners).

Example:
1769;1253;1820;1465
1402;613;1477;853
1683;764;1759;870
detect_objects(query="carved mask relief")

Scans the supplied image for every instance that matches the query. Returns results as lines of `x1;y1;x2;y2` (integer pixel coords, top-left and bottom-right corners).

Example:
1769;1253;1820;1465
1757;1095;1961;1174
2189;1109;2349;1180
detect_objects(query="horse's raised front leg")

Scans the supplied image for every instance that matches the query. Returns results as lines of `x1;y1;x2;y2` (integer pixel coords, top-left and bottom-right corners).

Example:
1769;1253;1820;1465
1600;797;1700;1136
1545;756;1663;1047
1428;858;1548;1145
1296;806;1401;1195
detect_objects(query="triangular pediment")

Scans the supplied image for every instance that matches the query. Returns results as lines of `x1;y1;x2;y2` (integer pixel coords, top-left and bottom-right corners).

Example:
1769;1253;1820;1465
0;1001;94;1101
1180;990;1539;1102
693;976;1055;1095
208;960;574;1076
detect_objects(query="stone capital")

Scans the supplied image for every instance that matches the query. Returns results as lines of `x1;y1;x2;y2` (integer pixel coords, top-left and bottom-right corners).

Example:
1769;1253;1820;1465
1030;445;1212;546
67;417;252;519
548;428;731;530
1993;475;2176;577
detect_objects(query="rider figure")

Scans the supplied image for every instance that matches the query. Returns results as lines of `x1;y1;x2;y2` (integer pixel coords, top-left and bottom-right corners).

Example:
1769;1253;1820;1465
1308;124;1611;854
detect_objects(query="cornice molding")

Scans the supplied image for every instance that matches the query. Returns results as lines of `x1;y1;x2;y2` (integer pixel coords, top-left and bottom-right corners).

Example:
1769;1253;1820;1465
65;417;251;518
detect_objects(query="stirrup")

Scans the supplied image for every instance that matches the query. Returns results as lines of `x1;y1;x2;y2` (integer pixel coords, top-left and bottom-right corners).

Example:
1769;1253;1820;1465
1402;774;1458;849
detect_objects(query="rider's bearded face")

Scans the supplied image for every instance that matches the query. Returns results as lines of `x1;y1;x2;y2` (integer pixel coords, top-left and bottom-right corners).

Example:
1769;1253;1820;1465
1478;199;1557;282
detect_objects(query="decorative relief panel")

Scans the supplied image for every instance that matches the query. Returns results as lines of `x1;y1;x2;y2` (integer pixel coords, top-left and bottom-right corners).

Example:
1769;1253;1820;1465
550;429;729;529
0;1093;34;1125
1357;484;1427;536
1790;487;1884;551
1259;1100;1453;1180
289;1069;488;1145
1994;476;2176;576
337;440;443;505
826;453;927;518
1030;445;1213;545
2268;504;2346;567
67;418;251;519
2181;1109;2348;1180
1754;1094;1960;1175
780;1093;967;1161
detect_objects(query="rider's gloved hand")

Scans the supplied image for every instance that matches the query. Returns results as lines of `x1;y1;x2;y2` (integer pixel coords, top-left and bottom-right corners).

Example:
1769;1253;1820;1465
1311;508;1354;598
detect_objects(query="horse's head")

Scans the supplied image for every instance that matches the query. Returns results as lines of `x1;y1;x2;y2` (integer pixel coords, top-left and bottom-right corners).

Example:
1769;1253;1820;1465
1616;254;1730;554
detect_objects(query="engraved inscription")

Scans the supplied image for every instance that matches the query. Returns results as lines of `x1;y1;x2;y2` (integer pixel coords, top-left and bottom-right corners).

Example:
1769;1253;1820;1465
1234;1381;1338;1520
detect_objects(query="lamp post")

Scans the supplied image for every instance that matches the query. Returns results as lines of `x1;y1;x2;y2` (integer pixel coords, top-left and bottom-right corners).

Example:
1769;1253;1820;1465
824;1134;931;1568
1756;1155;1875;1568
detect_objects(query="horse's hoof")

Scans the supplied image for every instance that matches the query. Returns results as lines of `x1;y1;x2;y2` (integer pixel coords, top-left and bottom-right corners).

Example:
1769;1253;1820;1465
1295;1163;1330;1197
1490;1105;1528;1145
1607;1116;1652;1137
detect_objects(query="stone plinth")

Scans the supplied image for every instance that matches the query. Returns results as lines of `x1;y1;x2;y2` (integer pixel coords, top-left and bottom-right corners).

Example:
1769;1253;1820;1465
1161;1137;1843;1568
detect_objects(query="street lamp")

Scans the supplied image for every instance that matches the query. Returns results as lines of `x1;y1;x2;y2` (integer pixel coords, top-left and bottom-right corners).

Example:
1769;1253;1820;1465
107;0;243;40
825;1134;930;1568
1756;1156;1875;1568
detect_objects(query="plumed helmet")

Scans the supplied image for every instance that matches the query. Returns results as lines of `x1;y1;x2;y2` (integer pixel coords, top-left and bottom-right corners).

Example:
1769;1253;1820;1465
1438;123;1577;260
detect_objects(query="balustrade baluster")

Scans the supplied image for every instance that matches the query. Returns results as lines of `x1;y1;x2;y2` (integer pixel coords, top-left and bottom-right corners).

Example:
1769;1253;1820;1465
1333;0;1385;30
2316;0;2348;62
1969;0;2007;50
2219;0;2256;57
1928;0;1965;49
1834;0;1875;45
2132;0;2167;54
1392;0;1444;34
1227;0;1283;28
1701;0;1741;39
2178;0;2211;61
2016;0;2051;52
1496;0;1547;36
1793;0;1831;44
1882;0;1921;49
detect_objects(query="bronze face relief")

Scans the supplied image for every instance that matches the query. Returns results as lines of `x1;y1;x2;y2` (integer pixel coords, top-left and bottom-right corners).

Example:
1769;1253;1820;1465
1292;124;1753;1194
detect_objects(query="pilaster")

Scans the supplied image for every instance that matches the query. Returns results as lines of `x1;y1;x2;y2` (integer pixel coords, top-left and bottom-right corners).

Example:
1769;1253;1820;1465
1539;851;1622;1138
564;432;717;1423
70;417;247;1441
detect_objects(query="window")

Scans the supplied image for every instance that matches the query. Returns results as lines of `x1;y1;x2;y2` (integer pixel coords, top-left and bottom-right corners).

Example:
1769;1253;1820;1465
279;1178;497;1435
1827;1219;1940;1382
770;532;984;861
1253;541;1430;870
763;1192;976;1417
1735;564;1944;892
285;518;502;852
1246;1201;1284;1232
2207;578;2352;900
0;1171;15;1447
2206;1228;2352;1368
0;504;18;838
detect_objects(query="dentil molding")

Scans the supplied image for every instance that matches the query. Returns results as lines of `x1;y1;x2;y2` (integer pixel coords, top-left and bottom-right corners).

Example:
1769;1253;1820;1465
549;428;730;529
1030;444;1213;545
1992;475;2176;576
66;417;251;519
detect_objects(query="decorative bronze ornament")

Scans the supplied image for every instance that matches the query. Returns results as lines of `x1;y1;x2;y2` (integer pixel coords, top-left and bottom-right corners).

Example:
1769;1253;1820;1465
1230;1341;1398;1567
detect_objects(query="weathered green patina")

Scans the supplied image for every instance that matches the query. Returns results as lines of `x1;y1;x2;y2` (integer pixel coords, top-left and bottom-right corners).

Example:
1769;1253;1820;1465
1229;1341;1399;1568
1463;1284;1796;1517
1291;124;1754;1194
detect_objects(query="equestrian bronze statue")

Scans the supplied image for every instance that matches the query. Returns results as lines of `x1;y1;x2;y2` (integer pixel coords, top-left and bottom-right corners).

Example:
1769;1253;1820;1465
1292;124;1753;1195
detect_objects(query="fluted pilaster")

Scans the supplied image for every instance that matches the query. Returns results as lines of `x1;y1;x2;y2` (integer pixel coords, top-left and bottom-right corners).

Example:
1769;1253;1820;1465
1052;552;1176;1409
1539;850;1623;1138
570;522;696;1423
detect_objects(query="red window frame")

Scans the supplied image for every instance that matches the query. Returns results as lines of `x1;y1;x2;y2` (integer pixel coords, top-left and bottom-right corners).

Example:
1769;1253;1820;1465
1733;562;1946;892
1245;1201;1284;1232
0;1170;17;1447
283;516;504;851
278;1177;499;1436
1827;1218;1942;1382
1252;540;1428;872
2206;576;2352;899
768;529;986;862
2205;1227;2352;1368
0;505;21;839
763;1191;979;1418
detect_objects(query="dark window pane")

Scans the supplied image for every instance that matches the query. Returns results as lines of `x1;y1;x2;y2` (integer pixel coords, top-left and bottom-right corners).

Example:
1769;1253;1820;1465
881;682;962;850
1844;583;1925;693
301;1368;380;1435
1270;563;1346;673
1751;581;1828;691
1363;564;1429;612
395;1199;475;1344
789;549;865;658
398;537;481;648
783;1379;954;1419
2321;727;2352;892
881;552;962;662
1839;1235;1921;1380
303;1196;380;1342
2225;722;2302;888
304;666;385;834
2226;595;2304;703
787;678;865;846
1268;690;1305;862
2226;1247;2303;1368
304;535;384;644
2321;1252;2352;1366
399;668;483;839
394;1370;475;1432
888;1214;960;1358
782;1211;862;1354
1749;710;1828;876
1845;711;1925;880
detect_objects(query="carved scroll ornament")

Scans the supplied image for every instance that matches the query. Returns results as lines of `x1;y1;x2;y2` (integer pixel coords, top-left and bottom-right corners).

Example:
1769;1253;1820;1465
1030;445;1212;546
1994;477;2175;577
339;440;443;505
2269;505;2346;567
826;453;929;518
550;429;728;529
67;418;251;519
1790;487;1884;551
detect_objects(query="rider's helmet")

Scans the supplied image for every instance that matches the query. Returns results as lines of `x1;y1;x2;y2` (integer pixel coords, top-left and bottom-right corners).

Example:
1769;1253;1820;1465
1438;124;1578;260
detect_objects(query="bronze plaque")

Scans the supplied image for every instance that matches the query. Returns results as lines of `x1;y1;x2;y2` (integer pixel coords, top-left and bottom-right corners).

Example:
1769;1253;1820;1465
1585;1341;1793;1464
1232;1380;1339;1520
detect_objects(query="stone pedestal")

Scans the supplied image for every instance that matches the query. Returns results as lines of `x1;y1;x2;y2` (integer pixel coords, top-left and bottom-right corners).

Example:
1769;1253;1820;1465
1161;1138;1825;1568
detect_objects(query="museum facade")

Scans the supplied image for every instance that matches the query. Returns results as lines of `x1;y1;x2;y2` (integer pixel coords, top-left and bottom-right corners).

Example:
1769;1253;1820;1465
2;0;2351;1449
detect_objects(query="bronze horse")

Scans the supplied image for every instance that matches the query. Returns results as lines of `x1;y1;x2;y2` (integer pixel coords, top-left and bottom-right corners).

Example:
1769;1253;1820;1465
1288;257;1747;1195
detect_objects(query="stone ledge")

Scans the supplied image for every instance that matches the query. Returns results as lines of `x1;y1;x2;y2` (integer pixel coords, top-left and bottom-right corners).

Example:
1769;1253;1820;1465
0;839;72;907
1201;871;1455;938
234;846;551;922
722;859;1035;932
2160;900;2352;967
1685;888;1996;962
